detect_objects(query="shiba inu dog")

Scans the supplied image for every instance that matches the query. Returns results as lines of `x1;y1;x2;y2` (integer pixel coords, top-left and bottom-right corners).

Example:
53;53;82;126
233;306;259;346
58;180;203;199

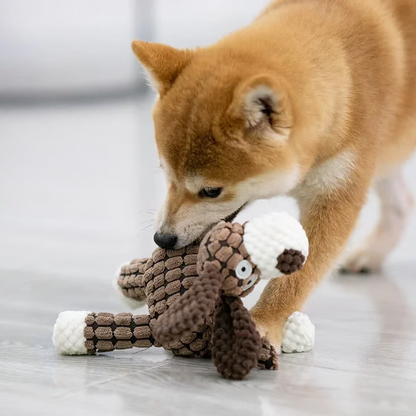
132;0;416;350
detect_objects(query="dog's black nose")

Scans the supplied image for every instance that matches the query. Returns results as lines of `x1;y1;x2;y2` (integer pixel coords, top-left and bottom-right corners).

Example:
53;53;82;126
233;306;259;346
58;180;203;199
153;232;177;249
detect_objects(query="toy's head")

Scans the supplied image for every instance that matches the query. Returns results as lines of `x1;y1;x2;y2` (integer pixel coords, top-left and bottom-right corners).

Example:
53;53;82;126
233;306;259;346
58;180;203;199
153;212;308;379
197;212;309;298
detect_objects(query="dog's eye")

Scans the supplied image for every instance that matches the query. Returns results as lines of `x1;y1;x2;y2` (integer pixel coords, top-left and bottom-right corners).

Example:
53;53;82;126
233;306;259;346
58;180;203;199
199;187;223;198
235;260;253;279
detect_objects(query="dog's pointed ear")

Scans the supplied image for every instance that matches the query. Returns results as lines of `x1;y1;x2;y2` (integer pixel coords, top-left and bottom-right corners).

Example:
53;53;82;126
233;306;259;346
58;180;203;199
228;74;293;142
132;41;194;96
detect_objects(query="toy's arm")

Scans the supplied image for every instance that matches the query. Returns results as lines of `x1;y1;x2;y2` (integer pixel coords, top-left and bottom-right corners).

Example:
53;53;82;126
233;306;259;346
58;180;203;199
53;311;160;355
115;258;149;309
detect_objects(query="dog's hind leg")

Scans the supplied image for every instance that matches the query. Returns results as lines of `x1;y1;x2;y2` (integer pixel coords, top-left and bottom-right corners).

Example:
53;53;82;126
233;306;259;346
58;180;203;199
342;168;413;273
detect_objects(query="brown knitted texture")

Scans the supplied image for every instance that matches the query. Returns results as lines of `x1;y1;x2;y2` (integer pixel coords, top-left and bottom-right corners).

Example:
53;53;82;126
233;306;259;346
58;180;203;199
87;221;294;378
84;312;157;353
116;244;212;357
212;297;263;380
117;259;148;302
153;262;222;345
276;249;306;275
197;222;259;298
152;222;277;379
257;338;278;370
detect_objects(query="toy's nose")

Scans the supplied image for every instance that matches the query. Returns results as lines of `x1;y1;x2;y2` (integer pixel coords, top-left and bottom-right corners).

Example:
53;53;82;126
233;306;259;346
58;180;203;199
153;232;177;249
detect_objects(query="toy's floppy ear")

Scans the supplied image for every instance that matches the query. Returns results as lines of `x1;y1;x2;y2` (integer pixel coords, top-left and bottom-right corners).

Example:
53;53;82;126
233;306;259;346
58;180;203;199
132;40;194;96
212;297;262;380
153;263;222;345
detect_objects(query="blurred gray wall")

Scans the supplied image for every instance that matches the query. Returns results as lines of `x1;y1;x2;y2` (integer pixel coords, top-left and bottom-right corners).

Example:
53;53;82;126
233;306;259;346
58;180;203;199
0;0;269;100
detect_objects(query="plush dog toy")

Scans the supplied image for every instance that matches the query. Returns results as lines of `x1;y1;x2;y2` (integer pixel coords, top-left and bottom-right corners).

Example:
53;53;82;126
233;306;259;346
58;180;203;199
53;213;315;380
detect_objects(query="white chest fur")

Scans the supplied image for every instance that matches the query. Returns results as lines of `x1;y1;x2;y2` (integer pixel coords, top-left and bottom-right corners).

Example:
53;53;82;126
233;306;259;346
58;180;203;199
293;150;356;200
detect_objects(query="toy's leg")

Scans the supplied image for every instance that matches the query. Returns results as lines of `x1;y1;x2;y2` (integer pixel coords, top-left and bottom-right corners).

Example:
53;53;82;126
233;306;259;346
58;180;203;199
115;258;149;309
257;312;315;361
281;312;315;353
257;313;315;367
251;166;372;350
257;338;278;370
53;311;159;355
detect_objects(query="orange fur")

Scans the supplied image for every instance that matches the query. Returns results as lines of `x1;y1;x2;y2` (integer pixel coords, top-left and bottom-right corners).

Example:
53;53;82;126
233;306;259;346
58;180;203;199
132;0;416;348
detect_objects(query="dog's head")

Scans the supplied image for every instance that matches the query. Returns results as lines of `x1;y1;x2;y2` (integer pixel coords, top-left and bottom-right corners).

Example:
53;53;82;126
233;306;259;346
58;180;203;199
133;41;303;249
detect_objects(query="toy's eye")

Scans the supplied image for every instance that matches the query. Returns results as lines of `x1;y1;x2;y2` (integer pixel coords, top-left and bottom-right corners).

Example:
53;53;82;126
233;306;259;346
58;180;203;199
199;187;223;198
236;260;253;279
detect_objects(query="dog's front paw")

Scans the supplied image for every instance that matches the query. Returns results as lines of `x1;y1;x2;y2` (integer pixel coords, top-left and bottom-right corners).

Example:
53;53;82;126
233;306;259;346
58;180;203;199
252;310;315;354
251;311;285;354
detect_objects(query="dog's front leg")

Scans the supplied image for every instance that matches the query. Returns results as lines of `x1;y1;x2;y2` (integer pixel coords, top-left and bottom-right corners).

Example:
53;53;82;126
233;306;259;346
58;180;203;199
251;169;371;350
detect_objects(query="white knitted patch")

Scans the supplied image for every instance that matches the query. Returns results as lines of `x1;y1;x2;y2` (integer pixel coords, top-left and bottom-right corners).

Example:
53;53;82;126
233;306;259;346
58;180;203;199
53;311;90;355
281;311;315;353
243;212;309;280
113;263;147;310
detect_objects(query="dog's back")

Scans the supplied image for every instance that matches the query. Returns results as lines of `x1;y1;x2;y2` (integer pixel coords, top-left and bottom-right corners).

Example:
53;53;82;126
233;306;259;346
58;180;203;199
255;0;416;174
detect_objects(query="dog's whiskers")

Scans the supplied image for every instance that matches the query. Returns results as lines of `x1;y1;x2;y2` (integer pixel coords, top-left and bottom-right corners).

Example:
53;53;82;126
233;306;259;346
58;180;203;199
134;209;157;216
137;223;155;236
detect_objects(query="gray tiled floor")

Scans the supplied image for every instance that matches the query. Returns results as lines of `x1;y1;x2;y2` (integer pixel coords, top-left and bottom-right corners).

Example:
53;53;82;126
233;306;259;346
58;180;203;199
1;265;416;415
1;97;416;415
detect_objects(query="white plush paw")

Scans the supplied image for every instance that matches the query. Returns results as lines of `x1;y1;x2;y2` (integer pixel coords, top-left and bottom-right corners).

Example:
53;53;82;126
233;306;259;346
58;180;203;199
53;311;90;355
281;311;315;353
